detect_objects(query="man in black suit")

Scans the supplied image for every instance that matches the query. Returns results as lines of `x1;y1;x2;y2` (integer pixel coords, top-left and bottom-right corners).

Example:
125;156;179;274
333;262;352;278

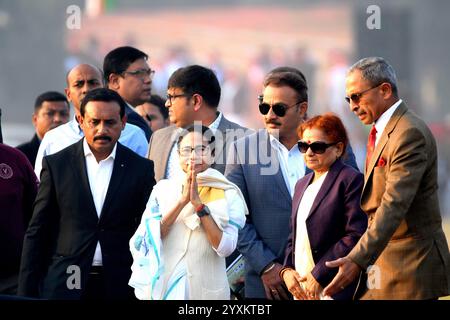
18;88;156;300
103;46;154;141
16;91;70;165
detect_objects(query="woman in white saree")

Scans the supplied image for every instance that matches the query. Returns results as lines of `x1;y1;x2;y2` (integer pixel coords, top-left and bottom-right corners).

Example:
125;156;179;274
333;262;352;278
129;125;247;300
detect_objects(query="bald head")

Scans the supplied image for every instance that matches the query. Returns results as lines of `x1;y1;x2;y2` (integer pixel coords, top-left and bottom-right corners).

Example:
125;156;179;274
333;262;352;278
65;64;104;113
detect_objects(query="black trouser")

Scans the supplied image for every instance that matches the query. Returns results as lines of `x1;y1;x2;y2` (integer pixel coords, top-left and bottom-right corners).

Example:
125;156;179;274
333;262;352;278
81;266;106;300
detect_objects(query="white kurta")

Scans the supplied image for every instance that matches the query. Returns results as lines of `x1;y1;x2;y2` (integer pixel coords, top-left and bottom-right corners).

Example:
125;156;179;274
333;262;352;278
129;168;247;300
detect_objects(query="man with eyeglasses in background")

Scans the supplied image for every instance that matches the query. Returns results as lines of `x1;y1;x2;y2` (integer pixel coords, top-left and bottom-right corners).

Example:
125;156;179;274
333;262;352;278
225;67;358;300
17;91;70;165
103;46;154;141
34;64;148;180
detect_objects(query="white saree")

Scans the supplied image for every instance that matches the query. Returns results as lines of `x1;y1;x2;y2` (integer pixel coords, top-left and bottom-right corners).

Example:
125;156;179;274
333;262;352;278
129;168;247;300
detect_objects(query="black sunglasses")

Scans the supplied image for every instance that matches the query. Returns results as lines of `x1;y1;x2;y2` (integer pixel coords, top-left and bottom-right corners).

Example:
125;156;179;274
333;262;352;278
258;101;302;117
297;140;338;154
345;83;382;104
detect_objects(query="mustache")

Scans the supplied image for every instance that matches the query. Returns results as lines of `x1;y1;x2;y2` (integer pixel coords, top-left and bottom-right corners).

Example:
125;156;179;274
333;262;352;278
265;120;281;126
94;135;112;142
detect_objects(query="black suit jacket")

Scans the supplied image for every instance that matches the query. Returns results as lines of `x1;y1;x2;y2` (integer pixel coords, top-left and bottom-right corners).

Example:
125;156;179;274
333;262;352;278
18;140;156;299
16;134;41;167
125;104;152;141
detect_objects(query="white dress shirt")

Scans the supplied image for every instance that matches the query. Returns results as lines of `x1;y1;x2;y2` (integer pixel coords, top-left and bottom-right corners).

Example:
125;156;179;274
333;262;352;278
294;172;330;300
374;99;402;146
269;135;305;197
34;115;148;179
83;138;117;266
165;113;223;180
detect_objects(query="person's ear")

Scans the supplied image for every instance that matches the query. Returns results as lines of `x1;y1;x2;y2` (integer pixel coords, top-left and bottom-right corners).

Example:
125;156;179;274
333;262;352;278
299;101;308;120
380;82;393;99
108;73;121;90
78;115;85;131
31;113;38;128
336;142;344;158
192;94;203;112
121;114;127;130
65;87;72;102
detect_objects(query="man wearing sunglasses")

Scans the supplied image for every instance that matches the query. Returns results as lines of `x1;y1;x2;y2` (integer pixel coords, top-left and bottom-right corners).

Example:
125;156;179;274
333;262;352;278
225;67;358;300
323;57;450;300
104;46;153;141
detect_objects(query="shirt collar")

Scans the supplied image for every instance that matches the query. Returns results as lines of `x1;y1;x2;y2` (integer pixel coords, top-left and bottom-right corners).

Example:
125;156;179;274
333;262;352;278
83;138;117;161
269;133;297;152
208;112;222;133
70;115;84;136
375;99;402;133
175;112;223;134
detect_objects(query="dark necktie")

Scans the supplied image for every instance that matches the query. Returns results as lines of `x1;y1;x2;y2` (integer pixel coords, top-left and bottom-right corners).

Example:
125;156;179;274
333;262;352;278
366;125;377;171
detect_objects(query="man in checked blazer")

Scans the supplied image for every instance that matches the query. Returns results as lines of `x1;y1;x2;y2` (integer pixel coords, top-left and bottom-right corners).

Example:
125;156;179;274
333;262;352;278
225;67;358;299
323;57;450;300
18;88;156;299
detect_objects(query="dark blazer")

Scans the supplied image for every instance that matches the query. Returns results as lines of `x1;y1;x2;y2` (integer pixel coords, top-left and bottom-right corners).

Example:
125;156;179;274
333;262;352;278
125;104;152;141
16;134;41;166
284;159;367;300
225;129;359;298
18;140;156;299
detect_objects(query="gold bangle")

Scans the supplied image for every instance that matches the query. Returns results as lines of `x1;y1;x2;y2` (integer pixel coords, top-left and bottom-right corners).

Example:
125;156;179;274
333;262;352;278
279;267;292;279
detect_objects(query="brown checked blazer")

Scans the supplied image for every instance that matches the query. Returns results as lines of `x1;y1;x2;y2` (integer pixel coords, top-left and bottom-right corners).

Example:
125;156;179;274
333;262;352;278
347;102;450;299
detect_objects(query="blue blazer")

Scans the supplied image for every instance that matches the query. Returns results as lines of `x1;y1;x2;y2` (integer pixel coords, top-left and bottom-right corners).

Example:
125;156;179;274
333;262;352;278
225;129;359;298
284;159;367;300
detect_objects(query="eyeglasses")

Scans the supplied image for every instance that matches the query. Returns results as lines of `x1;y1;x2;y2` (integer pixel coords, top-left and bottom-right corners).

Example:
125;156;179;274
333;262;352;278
166;93;191;105
345;83;382;104
258;95;303;117
178;145;209;157
122;68;155;79
297;140;338;154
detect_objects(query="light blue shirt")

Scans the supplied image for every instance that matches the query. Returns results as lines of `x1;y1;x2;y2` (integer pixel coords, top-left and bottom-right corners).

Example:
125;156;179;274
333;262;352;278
34;115;148;179
269;134;305;197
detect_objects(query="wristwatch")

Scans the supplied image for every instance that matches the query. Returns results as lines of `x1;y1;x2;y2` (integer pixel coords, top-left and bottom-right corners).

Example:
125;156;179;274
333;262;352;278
195;204;210;217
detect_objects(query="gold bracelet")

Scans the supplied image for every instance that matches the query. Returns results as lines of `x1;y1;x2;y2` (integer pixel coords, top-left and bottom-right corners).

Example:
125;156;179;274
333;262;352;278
279;267;293;279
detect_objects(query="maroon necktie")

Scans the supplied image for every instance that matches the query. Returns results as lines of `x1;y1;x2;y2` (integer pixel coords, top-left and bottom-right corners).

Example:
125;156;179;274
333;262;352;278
366;125;377;171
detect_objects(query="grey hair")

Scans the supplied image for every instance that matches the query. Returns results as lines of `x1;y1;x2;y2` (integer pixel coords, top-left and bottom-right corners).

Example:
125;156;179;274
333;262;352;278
348;57;398;96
